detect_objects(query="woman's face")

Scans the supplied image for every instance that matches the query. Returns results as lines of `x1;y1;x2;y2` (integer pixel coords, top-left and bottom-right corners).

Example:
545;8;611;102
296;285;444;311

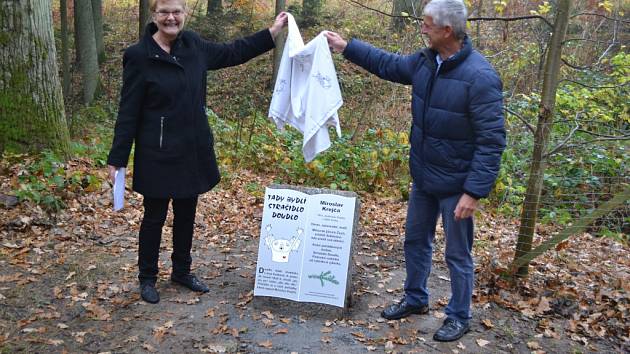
153;0;187;39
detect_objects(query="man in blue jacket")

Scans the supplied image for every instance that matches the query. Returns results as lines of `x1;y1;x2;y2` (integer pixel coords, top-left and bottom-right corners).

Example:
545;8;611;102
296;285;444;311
326;0;506;342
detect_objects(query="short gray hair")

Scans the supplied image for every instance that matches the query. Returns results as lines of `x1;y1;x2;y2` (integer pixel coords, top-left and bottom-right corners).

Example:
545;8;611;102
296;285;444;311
423;0;468;40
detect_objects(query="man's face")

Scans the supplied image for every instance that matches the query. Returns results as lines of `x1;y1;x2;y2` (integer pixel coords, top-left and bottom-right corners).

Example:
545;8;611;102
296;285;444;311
153;0;187;39
421;16;449;50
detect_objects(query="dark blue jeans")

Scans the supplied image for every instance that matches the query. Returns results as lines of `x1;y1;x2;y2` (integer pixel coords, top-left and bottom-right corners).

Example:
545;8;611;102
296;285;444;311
138;196;198;284
403;184;474;324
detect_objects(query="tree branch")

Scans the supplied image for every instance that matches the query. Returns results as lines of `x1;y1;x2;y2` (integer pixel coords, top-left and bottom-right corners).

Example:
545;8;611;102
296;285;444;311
561;57;593;70
571;12;630;24
545;119;580;158
505;107;535;134
546;109;630;157
343;0;553;27
467;15;553;28
345;0;407;18
562;38;610;45
549;136;630;155
598;17;620;63
559;78;630;89
576;129;630;139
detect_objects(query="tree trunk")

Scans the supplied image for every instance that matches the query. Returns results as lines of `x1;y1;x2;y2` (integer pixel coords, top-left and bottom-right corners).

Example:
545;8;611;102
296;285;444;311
512;0;571;277
207;0;222;15
475;0;483;49
73;0;80;63
139;0;151;39
75;0;100;105
272;0;286;87
391;0;422;32
91;0;105;63
0;0;71;158
60;0;71;99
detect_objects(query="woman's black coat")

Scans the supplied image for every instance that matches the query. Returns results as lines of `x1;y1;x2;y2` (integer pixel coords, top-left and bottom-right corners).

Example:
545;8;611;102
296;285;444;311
108;23;275;198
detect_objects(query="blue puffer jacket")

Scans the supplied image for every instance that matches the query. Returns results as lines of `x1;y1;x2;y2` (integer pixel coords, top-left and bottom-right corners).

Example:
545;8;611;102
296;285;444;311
343;37;506;199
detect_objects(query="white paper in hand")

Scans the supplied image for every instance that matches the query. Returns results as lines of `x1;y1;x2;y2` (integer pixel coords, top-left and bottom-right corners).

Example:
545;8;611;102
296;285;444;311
113;167;126;211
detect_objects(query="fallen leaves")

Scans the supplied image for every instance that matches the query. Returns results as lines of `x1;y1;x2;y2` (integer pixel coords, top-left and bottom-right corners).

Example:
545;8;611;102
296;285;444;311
527;341;542;350
433;311;446;319
536;297;552;314
0;273;22;282
0;156;627;353
274;327;289;334
82;302;111;321
351;331;365;338
72;331;87;344
142;343;157;352
258;339;273;348
481;319;494;329
236;290;253;307
124;335;138;343
476;338;490;347
384;341;395;350
153;320;174;341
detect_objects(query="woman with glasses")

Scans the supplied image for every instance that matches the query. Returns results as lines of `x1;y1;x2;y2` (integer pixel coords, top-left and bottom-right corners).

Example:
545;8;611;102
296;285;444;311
107;0;288;304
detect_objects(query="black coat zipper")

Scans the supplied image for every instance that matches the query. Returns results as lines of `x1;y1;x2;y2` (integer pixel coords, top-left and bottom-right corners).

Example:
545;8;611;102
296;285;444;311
160;116;165;148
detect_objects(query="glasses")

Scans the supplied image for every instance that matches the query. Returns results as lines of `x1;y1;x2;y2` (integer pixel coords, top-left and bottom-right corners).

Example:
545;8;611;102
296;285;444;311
154;10;185;18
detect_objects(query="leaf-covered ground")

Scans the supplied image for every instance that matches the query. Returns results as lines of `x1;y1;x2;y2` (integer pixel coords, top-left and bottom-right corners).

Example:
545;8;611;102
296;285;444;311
0;162;628;353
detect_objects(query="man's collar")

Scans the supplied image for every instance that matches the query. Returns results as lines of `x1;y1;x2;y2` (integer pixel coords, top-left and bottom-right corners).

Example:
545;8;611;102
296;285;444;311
422;36;472;73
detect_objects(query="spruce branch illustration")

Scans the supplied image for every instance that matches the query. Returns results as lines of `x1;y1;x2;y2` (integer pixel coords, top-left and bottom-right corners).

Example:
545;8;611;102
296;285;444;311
309;271;340;287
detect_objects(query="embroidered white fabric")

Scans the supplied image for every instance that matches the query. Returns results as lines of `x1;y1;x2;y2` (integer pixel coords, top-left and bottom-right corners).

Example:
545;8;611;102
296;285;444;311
268;13;343;162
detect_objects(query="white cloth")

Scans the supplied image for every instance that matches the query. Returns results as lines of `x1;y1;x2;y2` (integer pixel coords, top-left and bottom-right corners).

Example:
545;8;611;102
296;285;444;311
269;13;343;162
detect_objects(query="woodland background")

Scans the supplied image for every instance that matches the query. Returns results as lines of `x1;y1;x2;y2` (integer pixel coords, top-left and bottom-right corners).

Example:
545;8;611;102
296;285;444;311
0;0;628;352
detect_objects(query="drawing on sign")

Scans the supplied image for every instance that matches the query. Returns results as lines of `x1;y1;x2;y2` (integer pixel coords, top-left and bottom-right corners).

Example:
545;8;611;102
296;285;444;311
264;225;303;263
308;271;339;287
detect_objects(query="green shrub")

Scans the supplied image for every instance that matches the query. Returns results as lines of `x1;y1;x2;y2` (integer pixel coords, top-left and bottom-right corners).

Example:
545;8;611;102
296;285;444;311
209;110;411;197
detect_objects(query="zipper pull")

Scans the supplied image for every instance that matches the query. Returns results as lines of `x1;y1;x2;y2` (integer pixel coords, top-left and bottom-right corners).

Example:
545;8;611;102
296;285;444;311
160;117;164;148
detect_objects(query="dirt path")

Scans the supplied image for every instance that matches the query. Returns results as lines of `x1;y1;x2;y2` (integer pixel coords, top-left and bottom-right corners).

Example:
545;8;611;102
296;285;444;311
0;173;626;353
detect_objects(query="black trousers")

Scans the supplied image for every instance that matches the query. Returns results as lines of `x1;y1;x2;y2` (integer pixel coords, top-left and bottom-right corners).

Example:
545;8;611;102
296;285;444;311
138;196;198;284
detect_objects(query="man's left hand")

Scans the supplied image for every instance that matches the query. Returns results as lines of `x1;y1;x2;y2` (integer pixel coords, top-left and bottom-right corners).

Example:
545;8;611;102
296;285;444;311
454;193;479;221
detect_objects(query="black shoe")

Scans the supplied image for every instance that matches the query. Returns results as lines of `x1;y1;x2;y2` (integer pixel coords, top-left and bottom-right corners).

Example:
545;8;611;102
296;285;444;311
171;273;209;293
140;282;160;304
381;298;429;320
433;318;470;342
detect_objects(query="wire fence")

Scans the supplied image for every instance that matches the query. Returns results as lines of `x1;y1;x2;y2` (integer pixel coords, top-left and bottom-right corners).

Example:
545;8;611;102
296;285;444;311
491;137;629;268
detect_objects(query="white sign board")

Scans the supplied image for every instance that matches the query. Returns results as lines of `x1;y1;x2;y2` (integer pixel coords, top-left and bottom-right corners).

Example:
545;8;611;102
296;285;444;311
254;187;356;307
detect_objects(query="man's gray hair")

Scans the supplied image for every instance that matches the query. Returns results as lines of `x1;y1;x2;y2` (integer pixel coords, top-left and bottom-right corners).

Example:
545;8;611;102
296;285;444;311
423;0;468;40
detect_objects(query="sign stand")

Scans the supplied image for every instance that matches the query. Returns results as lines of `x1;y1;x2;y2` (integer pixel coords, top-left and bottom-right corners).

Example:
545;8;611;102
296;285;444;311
253;184;360;316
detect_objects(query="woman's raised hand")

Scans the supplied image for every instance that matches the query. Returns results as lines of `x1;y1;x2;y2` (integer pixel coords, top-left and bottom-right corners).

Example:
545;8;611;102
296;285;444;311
269;12;288;40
